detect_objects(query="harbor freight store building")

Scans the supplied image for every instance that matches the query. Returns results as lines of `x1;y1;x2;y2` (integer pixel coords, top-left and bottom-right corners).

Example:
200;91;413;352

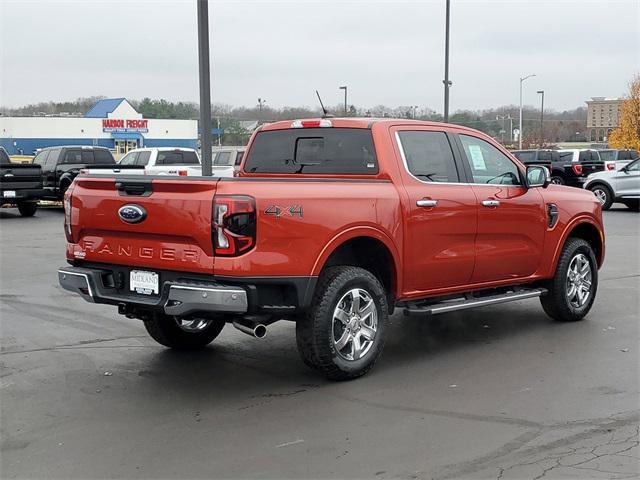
0;98;198;156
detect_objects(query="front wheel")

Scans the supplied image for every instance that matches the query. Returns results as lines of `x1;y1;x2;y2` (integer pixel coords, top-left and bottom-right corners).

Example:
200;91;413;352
143;313;225;349
17;201;38;217
590;184;613;210
540;238;598;322
296;266;388;380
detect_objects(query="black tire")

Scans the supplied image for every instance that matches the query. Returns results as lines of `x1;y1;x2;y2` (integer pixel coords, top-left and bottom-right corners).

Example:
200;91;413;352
540;238;598;322
550;175;565;185
589;183;613;210
622;199;640;211
59;180;71;197
143;313;225;349
17;201;37;217
296;266;389;381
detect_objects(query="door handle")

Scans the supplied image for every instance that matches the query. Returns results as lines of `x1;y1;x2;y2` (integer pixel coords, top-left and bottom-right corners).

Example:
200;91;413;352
416;199;438;207
482;199;500;208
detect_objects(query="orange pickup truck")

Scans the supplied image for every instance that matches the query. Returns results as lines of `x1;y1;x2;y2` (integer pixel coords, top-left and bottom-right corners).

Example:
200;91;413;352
59;118;605;380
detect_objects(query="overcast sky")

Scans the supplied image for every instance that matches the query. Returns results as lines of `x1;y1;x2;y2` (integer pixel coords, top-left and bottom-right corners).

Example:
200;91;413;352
1;0;638;112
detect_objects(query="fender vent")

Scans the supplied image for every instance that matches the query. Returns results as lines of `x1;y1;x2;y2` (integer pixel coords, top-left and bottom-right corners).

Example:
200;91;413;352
547;203;559;228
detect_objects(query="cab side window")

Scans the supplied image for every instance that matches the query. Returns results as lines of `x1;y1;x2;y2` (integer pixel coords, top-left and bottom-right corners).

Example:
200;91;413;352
33;150;49;165
136;151;151;166
397;131;459;183
459;135;521;185
63;150;82;164
119;152;138;165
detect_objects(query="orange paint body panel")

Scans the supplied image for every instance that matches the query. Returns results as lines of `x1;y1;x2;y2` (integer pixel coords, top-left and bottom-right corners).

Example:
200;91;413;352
65;119;605;301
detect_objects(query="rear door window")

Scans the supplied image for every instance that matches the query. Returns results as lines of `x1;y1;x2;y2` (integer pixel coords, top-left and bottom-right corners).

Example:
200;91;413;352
244;128;378;174
63;150;82;164
156;151;199;165
397;131;459;182
513;151;537;163
136;151;151;166
214;151;232;166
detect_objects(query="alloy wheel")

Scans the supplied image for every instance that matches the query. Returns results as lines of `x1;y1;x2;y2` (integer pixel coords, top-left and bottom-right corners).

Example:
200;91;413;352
592;187;608;206
566;253;593;308
332;288;378;361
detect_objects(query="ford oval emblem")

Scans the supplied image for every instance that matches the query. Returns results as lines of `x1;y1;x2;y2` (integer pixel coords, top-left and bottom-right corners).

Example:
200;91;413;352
118;204;147;224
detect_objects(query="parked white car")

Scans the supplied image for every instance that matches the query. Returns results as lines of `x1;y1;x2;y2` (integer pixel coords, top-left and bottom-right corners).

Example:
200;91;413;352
584;158;640;210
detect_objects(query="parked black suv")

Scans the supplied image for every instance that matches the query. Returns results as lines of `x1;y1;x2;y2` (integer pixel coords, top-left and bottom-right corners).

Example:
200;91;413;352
512;149;604;187
1;147;44;216
33;146;116;199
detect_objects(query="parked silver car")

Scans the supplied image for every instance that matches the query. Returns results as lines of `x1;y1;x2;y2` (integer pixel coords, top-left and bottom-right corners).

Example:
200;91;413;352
584;158;640;210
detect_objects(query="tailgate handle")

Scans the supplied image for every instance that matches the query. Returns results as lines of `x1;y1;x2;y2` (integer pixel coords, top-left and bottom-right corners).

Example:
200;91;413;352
115;180;153;197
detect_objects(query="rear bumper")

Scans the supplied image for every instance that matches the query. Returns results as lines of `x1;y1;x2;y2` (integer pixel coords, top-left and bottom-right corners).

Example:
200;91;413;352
58;266;248;316
58;264;317;317
0;188;45;203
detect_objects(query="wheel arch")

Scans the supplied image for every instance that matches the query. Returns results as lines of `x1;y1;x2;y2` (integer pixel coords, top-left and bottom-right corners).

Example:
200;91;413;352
554;218;605;270
311;228;401;302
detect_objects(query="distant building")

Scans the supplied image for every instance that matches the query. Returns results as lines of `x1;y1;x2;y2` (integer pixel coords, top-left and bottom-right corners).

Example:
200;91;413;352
0;98;197;156
586;97;623;143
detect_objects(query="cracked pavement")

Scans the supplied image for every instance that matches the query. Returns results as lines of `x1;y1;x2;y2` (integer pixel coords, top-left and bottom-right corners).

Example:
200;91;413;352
1;207;638;479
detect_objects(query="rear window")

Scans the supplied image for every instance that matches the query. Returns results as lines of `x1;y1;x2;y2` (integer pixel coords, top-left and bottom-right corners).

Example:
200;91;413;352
81;150;95;164
244;128;378;174
213;151;232;166
156;151;199;165
599;150;616;162
94;149;115;164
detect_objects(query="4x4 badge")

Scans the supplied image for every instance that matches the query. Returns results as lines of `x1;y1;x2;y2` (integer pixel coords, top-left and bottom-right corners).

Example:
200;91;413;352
264;205;303;218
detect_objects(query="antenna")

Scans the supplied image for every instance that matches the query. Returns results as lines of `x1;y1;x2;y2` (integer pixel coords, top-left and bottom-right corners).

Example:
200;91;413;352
315;90;334;118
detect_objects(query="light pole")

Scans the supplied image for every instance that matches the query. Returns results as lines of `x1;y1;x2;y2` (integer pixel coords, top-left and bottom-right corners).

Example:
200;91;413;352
443;0;451;122
339;86;347;116
412;105;419;119
197;0;213;176
257;98;266;116
519;74;536;149
537;90;545;147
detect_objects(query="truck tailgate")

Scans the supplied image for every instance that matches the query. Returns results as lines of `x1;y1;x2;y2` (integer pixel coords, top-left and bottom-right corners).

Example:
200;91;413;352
0;164;42;190
68;176;219;274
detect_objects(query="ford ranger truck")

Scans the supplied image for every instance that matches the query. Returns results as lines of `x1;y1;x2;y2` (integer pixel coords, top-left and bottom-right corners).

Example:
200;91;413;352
58;118;605;380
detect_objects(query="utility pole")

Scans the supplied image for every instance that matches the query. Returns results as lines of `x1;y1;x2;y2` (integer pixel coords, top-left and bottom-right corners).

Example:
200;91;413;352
519;74;536;149
339;86;347;116
443;0;451;122
537;90;545;147
197;0;212;176
258;98;266;117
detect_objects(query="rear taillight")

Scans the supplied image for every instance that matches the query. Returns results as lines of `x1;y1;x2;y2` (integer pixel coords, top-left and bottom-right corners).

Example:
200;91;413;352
607;162;616;171
572;164;583;175
178;170;188;176
63;183;75;243
212;195;256;256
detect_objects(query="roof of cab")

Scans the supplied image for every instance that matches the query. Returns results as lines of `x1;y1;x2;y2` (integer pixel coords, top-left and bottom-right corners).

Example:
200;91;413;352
258;117;481;133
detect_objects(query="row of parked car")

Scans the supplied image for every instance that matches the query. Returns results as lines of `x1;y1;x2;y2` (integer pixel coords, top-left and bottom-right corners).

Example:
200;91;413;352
513;148;639;210
0;145;245;216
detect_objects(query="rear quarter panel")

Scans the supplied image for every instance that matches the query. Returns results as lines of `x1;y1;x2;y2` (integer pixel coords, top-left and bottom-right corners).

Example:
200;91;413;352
213;179;402;283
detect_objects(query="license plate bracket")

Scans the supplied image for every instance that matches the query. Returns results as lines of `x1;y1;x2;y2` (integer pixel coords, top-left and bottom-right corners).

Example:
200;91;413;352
130;270;159;295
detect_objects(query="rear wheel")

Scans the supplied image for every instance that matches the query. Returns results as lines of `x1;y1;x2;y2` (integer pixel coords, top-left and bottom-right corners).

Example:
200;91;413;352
550;175;565;185
540;238;598;322
589;184;613;210
143;313;225;349
296;266;388;380
17;201;37;217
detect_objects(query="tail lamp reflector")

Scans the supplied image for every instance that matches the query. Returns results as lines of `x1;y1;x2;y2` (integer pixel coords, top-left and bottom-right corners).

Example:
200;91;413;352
572;164;583;175
607;163;616;171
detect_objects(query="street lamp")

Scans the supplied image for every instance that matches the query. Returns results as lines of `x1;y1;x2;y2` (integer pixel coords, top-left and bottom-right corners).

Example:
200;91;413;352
519;74;536;149
339;86;348;116
537;90;545;147
257;98;266;115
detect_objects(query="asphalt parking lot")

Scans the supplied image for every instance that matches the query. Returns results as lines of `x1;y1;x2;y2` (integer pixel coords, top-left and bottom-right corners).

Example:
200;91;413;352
1;206;638;480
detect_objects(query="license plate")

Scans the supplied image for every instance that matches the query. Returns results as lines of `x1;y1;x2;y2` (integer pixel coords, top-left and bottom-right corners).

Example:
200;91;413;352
3;191;16;198
130;270;159;295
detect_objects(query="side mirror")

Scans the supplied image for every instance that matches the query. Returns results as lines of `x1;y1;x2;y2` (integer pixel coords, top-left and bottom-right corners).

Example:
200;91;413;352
526;165;550;188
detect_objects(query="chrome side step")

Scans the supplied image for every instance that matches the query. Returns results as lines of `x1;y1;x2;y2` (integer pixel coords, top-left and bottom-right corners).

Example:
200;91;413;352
403;288;547;316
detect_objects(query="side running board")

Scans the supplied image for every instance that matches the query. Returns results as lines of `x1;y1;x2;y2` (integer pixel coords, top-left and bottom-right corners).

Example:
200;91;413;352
403;287;547;316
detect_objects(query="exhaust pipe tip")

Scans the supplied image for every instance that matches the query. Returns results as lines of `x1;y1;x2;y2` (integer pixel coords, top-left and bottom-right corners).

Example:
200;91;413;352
233;319;267;339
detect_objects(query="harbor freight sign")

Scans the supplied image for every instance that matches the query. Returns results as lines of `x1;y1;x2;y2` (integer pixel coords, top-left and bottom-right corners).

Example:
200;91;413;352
102;119;149;133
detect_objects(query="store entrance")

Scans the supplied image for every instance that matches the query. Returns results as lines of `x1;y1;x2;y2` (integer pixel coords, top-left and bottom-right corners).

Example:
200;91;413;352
115;139;139;155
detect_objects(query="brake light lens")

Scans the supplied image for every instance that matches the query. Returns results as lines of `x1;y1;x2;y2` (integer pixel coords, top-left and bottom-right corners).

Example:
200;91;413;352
572;164;583;175
212;195;256;256
63;182;75;243
291;119;332;128
178;170;188;176
607;162;616;171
